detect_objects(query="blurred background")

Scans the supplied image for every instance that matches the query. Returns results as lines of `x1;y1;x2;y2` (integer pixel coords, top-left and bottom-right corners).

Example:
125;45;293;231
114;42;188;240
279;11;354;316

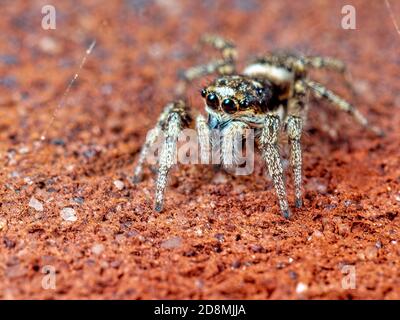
0;0;399;300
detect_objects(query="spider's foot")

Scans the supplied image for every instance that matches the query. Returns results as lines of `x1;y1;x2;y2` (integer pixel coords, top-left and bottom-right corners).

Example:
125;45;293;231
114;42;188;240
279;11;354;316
154;201;163;213
132;174;142;184
283;209;291;220
371;126;385;138
295;198;303;208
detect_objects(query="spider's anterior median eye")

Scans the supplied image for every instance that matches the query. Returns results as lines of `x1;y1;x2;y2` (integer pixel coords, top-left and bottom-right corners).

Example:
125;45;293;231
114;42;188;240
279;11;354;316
239;99;249;110
206;93;219;109
222;98;237;113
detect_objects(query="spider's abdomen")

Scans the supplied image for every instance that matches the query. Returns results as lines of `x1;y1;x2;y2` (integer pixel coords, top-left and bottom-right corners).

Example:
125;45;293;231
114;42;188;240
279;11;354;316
243;63;294;84
243;62;294;102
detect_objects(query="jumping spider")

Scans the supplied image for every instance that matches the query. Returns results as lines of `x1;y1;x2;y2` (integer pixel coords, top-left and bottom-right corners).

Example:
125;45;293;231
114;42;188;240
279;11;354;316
133;35;382;219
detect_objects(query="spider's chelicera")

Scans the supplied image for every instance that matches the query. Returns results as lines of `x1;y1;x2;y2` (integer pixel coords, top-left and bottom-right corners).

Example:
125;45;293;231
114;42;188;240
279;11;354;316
133;35;382;219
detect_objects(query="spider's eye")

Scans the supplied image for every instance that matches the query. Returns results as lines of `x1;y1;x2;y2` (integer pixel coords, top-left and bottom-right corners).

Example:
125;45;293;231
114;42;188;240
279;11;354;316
222;98;237;113
239;99;249;110
201;89;207;97
256;88;265;96
206;93;219;109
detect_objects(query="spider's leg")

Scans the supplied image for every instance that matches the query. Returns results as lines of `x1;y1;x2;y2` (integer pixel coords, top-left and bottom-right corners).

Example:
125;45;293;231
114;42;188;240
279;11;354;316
133;103;175;183
286;116;303;208
154;114;180;212
133;101;192;212
155;101;192;212
285;80;307;208
183;59;235;82
304;56;346;72
181;35;237;82
303;56;357;96
304;79;384;136
260;115;290;219
200;34;237;61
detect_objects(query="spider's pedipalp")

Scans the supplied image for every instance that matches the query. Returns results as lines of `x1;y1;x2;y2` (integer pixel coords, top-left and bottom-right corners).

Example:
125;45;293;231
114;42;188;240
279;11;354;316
221;121;249;169
196;114;211;165
260;115;290;219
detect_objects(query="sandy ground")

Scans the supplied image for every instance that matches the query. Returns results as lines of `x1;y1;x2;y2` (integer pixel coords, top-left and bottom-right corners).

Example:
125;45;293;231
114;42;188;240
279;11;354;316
0;0;400;299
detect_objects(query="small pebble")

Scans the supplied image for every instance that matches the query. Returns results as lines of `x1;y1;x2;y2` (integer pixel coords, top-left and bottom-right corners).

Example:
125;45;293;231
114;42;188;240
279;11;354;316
337;224;350;236
0;76;17;89
9;171;20;179
289;270;298;280
3;237;16;249
29;197;43;212
72;197;84;205
312;230;324;238
18;146;29;154
306;178;327;194
0;218;8;231
296;282;308;294
232;184;246;195
113;180;125;190
357;252;366;261
91;243;104;255
83;149;97;159
344;200;353;207
60;207;77;222
214;233;224;243
250;244;263;253
212;172;228;184
101;84;113;95
39;36;60;54
365;246;378;260
161;236;182;249
24;177;33;185
0;54;19;65
126;230;138;238
51;138;65;146
194;228;203;237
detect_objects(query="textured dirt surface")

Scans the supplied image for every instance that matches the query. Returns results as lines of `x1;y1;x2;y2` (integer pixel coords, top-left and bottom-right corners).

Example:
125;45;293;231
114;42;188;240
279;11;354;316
0;0;400;300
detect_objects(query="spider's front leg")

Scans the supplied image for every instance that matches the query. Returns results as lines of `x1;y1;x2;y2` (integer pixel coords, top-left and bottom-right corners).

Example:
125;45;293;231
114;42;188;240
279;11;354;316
260;115;291;219
133;100;192;212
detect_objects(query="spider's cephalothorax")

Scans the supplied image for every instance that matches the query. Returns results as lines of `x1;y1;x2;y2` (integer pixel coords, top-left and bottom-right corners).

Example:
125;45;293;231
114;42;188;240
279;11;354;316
133;35;383;219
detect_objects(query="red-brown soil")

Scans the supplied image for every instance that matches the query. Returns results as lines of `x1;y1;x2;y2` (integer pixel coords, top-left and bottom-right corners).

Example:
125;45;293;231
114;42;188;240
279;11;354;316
0;0;399;299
